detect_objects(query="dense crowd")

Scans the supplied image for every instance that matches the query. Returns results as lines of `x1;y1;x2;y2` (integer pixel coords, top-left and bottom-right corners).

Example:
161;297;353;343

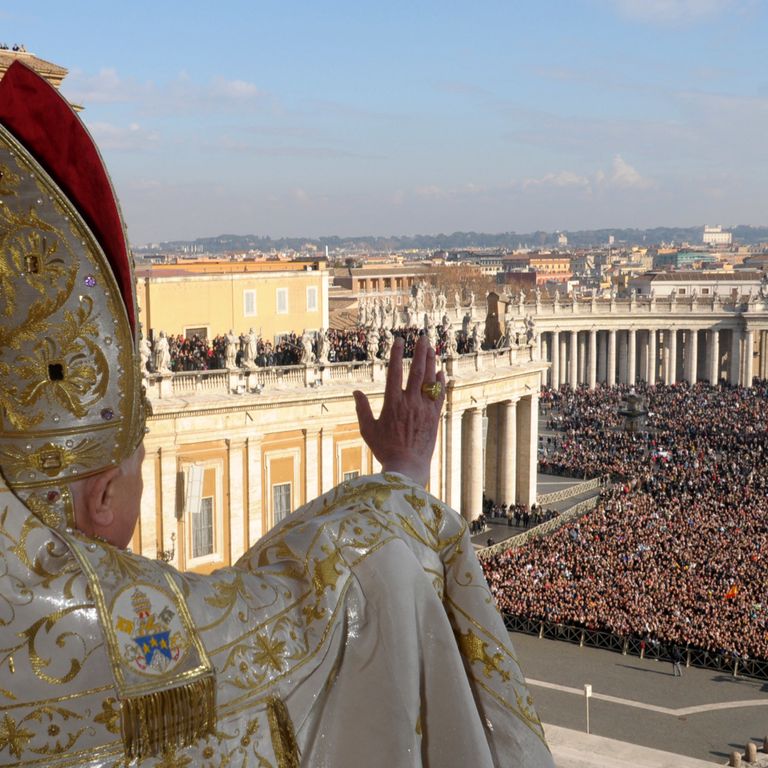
483;381;768;659
162;326;457;371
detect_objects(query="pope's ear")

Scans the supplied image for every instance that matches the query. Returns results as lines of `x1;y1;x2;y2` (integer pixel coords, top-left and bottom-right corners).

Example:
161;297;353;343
82;466;122;529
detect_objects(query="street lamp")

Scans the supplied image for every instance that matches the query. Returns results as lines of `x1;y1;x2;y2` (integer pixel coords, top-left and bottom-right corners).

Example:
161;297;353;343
618;388;648;435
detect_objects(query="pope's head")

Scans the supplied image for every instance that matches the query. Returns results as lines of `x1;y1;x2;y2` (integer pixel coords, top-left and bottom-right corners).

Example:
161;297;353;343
69;443;146;549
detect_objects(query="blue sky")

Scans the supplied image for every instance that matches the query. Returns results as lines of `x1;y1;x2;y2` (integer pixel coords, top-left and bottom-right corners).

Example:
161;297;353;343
3;0;768;244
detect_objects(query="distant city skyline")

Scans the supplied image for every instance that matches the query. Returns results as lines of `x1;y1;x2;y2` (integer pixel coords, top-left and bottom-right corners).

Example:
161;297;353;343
3;0;768;244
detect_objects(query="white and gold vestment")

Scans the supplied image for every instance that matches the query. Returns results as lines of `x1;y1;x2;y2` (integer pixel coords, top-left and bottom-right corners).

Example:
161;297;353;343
0;472;553;767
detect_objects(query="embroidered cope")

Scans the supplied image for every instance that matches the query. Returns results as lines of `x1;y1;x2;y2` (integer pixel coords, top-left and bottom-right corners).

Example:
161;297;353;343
0;472;553;767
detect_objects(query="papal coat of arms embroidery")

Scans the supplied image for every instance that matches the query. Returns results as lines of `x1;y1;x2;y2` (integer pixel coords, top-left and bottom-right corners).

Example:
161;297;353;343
113;585;189;675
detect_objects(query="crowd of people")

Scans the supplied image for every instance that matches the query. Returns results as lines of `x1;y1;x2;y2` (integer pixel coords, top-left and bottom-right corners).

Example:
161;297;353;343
483;380;768;660
160;325;459;371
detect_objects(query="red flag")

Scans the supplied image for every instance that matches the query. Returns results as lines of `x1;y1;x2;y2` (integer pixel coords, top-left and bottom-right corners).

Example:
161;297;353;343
723;585;739;600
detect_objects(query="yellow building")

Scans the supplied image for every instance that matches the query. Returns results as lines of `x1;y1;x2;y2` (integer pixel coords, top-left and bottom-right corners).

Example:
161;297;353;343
136;260;330;340
137;350;544;573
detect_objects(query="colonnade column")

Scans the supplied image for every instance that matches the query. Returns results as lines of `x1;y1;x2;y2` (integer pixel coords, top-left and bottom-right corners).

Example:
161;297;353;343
444;411;463;511
515;393;538;508
628;328;637;385
559;334;567;386
463;408;484;522
744;329;754;387
647;329;657;385
686;329;698;384
551;331;560;389
569;331;578;387
607;329;617;386
729;329;741;386
588;329;597;389
666;329;677;385
708;329;720;385
498;399;518;506
228;438;248;561
598;331;608;384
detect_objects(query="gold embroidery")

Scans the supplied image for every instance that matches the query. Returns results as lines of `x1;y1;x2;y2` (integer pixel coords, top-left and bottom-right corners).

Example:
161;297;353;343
455;628;511;682
0;712;34;759
93;698;121;735
311;546;343;597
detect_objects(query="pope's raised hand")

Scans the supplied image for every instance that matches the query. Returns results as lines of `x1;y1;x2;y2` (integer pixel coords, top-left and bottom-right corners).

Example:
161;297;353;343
353;334;446;486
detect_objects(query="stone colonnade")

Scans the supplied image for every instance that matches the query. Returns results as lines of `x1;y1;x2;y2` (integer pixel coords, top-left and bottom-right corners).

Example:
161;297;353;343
541;326;765;388
443;393;539;522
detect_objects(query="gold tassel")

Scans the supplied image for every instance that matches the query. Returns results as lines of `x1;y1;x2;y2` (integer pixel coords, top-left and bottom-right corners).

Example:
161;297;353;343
120;676;216;759
267;695;301;768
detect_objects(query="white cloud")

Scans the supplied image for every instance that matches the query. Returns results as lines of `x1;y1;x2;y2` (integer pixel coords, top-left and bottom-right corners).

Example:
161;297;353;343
524;171;590;189
606;0;746;24
87;121;159;151
64;68;267;115
608;154;652;188
523;156;652;192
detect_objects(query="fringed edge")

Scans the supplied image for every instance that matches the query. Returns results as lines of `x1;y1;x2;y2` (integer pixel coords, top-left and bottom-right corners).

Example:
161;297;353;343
267;695;301;768
121;675;216;760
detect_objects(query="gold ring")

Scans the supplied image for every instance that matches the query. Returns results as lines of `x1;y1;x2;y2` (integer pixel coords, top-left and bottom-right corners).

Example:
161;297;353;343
421;381;442;401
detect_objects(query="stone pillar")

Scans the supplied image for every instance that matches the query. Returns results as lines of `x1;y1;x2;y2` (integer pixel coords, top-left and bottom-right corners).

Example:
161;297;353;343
588;329;597;389
618;330;628;384
569;330;578;388
559;333;568;385
516;393;538;507
639;331;648;384
247;435;263;545
159;446;179;568
666;329;677;385
139;446;159;557
578;333;587;386
228;438;247;562
744;329;754;387
708;329;720;385
647;329;657;386
598;330;608;384
686;329;698;384
498;399;518;506
320;427;334;493
730;328;741;386
485;404;499;502
551;331;560;389
463;408;484;522
608;328;617;386
444;410;463;510
628;328;637;385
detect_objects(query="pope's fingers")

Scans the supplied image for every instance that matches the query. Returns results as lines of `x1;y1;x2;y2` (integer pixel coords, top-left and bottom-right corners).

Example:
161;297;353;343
424;343;436;385
353;390;376;442
405;334;428;397
386;337;404;395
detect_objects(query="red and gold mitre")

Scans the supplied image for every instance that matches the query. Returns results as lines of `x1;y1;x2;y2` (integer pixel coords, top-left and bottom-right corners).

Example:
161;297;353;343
0;61;147;529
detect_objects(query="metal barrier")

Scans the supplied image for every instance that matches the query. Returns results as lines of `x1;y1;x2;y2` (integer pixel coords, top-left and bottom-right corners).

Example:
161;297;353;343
478;492;605;560
502;614;768;681
536;476;605;507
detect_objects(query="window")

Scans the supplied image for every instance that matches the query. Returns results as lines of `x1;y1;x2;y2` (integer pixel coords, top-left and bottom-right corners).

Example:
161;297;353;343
192;497;214;558
343;470;360;481
306;286;318;312
678;288;687;295
276;288;288;314
185;326;207;340
701;288;710;295
273;482;292;524
244;290;257;317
